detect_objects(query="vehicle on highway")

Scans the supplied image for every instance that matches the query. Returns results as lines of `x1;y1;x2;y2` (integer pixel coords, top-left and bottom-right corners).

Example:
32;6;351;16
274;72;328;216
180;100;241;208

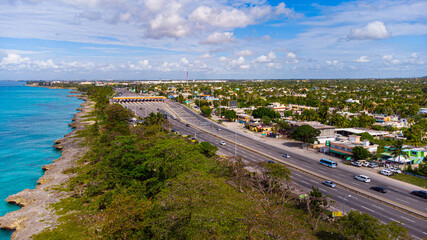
217;128;221;131
319;159;337;168
322;180;336;188
186;124;190;127
220;141;226;146
172;116;177;120
282;154;290;158
351;161;362;167
370;186;387;193
354;175;371;183
411;190;427;199
368;163;379;168
389;167;402;174
380;169;392;176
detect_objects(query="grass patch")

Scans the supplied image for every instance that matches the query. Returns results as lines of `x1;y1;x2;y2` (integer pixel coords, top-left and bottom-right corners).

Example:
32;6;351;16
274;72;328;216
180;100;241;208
390;174;427;188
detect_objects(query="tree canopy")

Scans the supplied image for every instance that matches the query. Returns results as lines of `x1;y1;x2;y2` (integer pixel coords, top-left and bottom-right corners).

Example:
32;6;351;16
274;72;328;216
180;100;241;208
252;107;280;119
291;125;321;146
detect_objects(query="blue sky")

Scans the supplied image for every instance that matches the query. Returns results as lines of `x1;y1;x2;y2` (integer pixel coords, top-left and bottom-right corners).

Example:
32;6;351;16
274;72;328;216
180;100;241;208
0;0;426;80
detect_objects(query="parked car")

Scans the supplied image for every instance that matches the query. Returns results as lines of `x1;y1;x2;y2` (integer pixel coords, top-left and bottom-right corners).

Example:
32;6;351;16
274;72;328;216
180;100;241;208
354;175;371;183
282;154;291;158
362;162;370;167
322;180;336;188
370;186;387;193
186;124;190;127
171;129;176;132
220;141;226;146
389;167;402;174
351;161;362;167
380;169;393;176
411;190;427;199
368;163;379;168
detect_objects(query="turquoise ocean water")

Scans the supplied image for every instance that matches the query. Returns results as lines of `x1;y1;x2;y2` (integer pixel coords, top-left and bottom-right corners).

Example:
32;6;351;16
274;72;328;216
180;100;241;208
0;81;83;239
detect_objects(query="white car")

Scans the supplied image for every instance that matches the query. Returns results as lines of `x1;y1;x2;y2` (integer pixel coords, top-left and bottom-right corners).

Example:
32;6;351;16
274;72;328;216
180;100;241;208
389;167;402;174
220;141;226;146
322;180;336;188
380;169;392;176
354;175;371;183
282;154;291;158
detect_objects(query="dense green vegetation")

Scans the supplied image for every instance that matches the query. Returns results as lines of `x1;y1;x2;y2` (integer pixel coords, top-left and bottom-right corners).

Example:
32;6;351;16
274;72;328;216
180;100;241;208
32;85;409;239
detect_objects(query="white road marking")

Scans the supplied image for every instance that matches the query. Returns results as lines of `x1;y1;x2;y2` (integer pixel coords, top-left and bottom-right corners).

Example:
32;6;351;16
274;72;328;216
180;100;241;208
413;236;422;240
293;173;302;177
318;187;327;192
389;218;401;223
400;216;415;223
300;180;310;185
422;232;427;235
360;205;374;212
371;204;384;211
309;179;318;183
395;198;410;204
405;196;419;202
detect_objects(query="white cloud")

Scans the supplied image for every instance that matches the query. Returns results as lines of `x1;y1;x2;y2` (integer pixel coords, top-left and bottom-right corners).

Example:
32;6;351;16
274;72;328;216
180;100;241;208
275;2;293;16
201;32;234;45
348;21;391;40
0;53;30;65
219;56;228;62
240;64;250;69
180;57;189;65
285;52;298;64
147;13;190;38
326;60;339;66
236;50;253;56
355;56;370;63
383;55;400;65
200;53;213;58
189;6;254;28
255;51;276;63
267;62;282;69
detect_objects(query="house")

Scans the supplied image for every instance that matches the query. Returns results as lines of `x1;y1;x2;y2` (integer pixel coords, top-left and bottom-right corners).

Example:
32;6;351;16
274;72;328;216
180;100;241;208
329;135;378;159
289;121;336;144
381;146;426;164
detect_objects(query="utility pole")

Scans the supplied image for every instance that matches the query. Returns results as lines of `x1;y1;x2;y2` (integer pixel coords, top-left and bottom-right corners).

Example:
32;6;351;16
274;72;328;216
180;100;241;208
342;195;351;214
234;131;237;157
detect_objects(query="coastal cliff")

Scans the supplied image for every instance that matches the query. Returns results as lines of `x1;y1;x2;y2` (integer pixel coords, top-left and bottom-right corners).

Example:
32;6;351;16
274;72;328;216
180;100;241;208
0;99;94;239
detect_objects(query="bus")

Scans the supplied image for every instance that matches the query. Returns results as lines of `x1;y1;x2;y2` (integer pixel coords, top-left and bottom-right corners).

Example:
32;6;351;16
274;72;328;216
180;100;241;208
319;159;337;168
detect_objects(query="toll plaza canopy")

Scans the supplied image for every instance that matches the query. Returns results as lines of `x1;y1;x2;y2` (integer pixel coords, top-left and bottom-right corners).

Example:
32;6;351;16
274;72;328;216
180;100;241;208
112;96;166;103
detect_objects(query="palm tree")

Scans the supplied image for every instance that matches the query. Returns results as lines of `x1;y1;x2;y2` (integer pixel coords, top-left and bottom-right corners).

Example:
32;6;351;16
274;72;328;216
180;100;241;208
390;140;410;163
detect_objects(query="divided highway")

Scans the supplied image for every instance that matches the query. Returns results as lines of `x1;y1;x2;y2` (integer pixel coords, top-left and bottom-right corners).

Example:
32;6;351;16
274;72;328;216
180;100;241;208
121;101;427;239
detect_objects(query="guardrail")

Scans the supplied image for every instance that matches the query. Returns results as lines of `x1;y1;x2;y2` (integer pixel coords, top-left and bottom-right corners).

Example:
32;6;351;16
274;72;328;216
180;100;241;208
164;102;427;221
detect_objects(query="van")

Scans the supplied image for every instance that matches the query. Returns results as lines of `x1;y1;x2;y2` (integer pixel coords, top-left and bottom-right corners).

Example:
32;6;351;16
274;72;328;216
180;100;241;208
380;169;392;176
354;175;371;183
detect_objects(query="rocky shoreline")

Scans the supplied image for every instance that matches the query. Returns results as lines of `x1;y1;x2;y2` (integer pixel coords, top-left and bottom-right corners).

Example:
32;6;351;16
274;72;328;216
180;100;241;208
0;97;94;239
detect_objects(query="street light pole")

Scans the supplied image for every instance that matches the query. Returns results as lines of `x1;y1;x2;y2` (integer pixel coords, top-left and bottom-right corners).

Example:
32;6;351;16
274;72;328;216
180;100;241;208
234;131;237;157
342;195;351;214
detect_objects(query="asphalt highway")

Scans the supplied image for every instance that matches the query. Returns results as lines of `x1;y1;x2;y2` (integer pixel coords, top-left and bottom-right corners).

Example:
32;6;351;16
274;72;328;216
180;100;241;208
121;101;427;239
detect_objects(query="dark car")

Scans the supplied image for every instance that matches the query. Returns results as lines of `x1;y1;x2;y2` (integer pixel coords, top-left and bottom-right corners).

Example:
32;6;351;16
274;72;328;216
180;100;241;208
186;124;190;127
370;186;387;193
411;190;427;199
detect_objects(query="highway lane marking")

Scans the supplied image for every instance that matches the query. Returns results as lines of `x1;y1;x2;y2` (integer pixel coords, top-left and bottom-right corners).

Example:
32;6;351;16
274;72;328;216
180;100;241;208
371;204;384;211
293;173;302;177
395;198;410;204
318;187;327;192
309;179;318;184
400;216;415;223
360;205;374;212
405;196;419;202
299;180;310;185
337;173;346;177
413;236;422;240
423;232;427;235
389;218;403;224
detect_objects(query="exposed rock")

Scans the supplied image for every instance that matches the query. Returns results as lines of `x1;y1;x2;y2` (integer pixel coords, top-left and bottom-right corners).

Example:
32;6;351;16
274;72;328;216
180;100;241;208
53;144;63;150
0;99;95;239
53;138;64;144
76;108;82;111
